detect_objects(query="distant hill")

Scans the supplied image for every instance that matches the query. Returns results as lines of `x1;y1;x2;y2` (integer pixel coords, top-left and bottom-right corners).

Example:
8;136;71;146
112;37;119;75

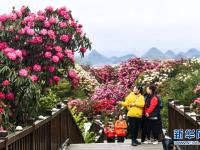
142;47;167;60
76;50;136;66
76;48;200;66
110;54;136;64
165;50;176;59
184;48;200;58
76;50;110;66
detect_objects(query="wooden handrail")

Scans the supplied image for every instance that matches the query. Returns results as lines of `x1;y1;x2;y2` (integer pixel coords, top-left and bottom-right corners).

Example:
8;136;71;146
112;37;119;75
0;104;84;150
168;100;200;150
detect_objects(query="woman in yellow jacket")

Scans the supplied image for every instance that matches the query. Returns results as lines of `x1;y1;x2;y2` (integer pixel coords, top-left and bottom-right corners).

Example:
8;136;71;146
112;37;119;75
118;86;145;146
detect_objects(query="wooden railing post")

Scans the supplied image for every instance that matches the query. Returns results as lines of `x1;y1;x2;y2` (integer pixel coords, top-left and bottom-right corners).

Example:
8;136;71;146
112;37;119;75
32;124;35;150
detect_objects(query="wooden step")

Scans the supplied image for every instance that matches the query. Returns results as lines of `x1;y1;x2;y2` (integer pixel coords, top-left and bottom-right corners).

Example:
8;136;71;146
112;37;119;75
67;140;163;150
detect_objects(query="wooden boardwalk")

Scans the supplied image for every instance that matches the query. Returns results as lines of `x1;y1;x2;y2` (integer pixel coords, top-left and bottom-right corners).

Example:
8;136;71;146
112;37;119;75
67;140;163;150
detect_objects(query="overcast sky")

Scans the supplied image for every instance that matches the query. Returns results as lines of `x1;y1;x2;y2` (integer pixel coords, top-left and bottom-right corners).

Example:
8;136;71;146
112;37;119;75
1;0;200;56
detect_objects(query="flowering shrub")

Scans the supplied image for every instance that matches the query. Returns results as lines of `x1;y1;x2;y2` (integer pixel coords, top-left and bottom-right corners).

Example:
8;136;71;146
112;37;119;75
117;58;162;88
190;84;200;114
190;97;200;114
90;58;162;101
0;6;91;87
68;98;116;116
74;64;99;94
193;84;200;94
0;6;91;128
136;67;174;87
91;83;127;101
92;98;116;114
90;65;118;84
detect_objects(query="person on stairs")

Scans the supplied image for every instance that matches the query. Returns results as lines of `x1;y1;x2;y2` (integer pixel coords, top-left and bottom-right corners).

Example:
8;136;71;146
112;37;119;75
104;122;115;143
117;85;145;146
115;114;127;143
144;85;161;145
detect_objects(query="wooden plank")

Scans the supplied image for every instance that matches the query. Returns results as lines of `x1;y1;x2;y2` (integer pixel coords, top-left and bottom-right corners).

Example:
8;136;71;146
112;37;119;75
68;142;163;150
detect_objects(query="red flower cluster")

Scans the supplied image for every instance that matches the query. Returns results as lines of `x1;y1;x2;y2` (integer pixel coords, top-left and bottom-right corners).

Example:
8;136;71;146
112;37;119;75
92;98;116;114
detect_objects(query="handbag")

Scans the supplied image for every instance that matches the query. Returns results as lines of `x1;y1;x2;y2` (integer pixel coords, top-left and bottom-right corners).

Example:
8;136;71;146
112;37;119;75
162;135;174;150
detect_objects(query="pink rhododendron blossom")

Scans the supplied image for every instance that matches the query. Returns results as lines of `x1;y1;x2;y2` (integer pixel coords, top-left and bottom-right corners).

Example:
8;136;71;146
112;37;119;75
0;42;8;50
15;49;23;58
9;13;17;21
26;28;35;36
40;29;47;35
28;75;38;82
68;70;77;78
47;30;56;39
45;6;54;13
33;64;41;72
53;76;60;82
59;21;67;28
44;21;51;28
37;15;45;21
49;79;53;85
2;80;10;86
52;55;59;63
7;52;17;60
0;92;5;99
3;48;14;54
49;17;56;24
193;97;200;104
0;15;7;23
58;7;68;16
0;108;4;114
49;66;55;73
6;92;14;101
19;69;28;77
56;52;64;59
17;28;25;35
44;51;52;58
194;85;200;93
60;35;70;42
20;6;27;13
54;46;62;52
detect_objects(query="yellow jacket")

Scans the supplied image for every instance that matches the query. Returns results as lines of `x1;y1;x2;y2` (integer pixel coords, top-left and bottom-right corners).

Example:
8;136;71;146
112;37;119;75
121;92;145;118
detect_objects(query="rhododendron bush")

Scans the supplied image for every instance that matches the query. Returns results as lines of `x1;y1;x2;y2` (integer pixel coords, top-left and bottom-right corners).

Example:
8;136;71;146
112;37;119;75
0;6;91;127
74;64;99;94
190;84;200;114
91;58;163;101
90;65;118;84
68;98;116;117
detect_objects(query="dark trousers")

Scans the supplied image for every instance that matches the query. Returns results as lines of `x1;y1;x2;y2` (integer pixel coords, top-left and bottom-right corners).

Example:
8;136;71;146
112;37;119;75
117;136;125;143
146;118;161;140
129;117;141;142
141;116;148;142
107;137;115;143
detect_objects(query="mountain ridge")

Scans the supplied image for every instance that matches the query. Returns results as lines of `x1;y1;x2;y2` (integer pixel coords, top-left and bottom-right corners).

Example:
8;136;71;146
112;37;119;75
76;48;200;66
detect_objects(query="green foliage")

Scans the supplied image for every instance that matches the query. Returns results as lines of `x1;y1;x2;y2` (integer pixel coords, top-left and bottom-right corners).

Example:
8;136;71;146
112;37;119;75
84;131;96;143
159;60;200;128
70;107;87;133
70;107;96;143
51;79;88;101
38;89;58;114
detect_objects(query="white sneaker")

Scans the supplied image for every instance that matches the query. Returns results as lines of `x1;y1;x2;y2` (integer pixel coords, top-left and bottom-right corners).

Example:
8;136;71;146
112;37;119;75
143;139;151;144
152;140;159;145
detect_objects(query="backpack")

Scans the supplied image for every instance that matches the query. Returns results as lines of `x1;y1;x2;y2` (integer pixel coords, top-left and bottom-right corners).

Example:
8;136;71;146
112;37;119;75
156;95;163;109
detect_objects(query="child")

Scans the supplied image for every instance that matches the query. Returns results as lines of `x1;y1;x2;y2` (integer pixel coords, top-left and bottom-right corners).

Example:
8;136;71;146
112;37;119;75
104;122;115;143
115;114;127;143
